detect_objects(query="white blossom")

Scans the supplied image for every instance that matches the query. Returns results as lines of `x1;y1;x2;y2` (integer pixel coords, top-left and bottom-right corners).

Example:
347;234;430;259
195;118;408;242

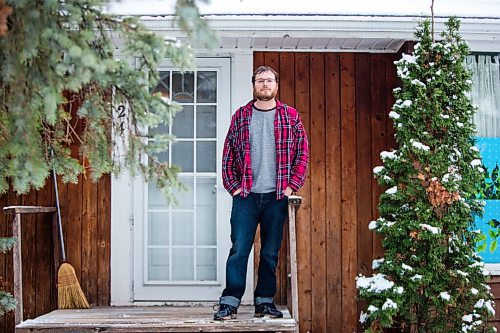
470;146;479;152
471;288;479;295
395;286;404;294
367;305;379;313
368;220;378;230
457;122;464;128
440;114;450;119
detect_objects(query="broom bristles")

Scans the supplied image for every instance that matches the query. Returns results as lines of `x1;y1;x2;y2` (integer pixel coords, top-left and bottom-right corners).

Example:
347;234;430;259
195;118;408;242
58;262;90;309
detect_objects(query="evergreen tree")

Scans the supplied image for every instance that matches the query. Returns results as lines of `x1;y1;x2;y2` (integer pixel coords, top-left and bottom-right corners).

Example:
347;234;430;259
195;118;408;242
0;237;15;317
0;0;215;200
0;0;215;317
357;18;496;333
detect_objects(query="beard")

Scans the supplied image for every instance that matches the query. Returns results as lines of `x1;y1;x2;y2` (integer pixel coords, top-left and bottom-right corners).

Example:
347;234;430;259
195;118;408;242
253;85;278;101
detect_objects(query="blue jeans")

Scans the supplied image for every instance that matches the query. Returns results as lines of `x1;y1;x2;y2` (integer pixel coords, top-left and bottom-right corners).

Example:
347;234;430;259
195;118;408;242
220;192;288;308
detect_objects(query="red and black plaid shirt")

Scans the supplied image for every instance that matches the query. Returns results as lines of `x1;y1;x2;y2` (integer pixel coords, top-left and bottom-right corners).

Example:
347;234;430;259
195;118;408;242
222;99;309;200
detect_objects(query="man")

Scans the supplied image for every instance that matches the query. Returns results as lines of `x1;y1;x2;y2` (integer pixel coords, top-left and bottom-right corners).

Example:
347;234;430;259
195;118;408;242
214;65;309;320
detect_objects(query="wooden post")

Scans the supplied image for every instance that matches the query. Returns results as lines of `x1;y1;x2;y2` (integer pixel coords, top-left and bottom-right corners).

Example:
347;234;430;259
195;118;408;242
3;206;57;326
287;195;302;332
12;212;23;325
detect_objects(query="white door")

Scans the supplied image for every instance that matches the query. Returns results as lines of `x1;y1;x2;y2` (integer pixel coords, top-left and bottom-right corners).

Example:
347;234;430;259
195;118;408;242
133;58;232;301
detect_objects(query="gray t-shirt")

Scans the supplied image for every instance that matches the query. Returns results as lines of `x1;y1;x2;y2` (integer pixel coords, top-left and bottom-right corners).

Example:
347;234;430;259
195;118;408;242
250;106;277;193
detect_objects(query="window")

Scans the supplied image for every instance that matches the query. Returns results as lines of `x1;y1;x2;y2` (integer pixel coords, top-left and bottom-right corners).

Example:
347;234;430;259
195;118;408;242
466;55;500;269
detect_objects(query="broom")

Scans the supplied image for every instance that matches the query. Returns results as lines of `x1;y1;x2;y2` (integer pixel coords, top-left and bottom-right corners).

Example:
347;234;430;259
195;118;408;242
52;150;90;309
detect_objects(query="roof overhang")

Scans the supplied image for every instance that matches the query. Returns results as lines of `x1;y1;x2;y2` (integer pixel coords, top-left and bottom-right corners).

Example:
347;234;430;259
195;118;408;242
106;0;500;53
137;15;500;53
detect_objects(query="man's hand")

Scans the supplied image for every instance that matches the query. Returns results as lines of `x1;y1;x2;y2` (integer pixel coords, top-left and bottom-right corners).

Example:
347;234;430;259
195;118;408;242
233;188;242;196
284;186;293;197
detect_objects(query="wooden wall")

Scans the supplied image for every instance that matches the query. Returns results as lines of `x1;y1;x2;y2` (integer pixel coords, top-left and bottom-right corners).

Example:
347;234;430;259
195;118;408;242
255;50;500;333
254;51;399;333
0;95;111;332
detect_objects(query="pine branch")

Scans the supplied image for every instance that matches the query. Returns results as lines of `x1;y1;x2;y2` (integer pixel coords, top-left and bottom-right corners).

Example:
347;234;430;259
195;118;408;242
0;237;15;253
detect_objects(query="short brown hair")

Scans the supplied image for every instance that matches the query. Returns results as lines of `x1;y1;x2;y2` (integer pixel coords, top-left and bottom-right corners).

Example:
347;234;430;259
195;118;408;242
252;66;279;84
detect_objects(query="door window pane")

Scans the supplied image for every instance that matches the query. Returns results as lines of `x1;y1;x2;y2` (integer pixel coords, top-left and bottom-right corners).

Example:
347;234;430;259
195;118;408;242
172;72;194;102
196;142;216;172
196;206;216;246
197;105;216;138
172;105;194;138
149;212;169;246
172;212;194;246
172;141;194;172
172;248;194;280
197;249;217;281
148;184;168;210
197;71;217;103
148;248;169;281
157;150;169;164
196;177;216;246
172;177;194;209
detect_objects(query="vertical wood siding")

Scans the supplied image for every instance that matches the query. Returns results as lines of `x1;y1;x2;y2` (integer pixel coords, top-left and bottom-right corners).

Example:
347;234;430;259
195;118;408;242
0;177;111;332
254;51;400;333
0;94;111;332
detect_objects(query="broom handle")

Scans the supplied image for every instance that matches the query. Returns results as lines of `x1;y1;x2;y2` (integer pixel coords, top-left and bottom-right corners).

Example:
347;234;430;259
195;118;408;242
51;148;67;262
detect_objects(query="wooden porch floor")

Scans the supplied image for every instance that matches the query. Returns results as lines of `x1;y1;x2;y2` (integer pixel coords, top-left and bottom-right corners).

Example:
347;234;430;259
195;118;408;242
15;305;297;332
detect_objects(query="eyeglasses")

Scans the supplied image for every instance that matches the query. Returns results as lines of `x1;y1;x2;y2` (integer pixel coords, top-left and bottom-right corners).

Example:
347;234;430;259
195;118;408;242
254;78;276;85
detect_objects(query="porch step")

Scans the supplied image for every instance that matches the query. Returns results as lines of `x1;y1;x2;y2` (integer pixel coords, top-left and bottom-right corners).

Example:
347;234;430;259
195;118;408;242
15;305;297;332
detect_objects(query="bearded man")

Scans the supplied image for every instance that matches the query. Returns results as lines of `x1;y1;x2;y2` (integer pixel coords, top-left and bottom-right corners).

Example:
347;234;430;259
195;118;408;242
214;65;309;320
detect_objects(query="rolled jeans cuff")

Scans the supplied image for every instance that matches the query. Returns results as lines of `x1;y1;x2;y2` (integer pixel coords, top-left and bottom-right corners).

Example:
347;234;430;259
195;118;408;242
220;296;240;308
255;297;274;305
